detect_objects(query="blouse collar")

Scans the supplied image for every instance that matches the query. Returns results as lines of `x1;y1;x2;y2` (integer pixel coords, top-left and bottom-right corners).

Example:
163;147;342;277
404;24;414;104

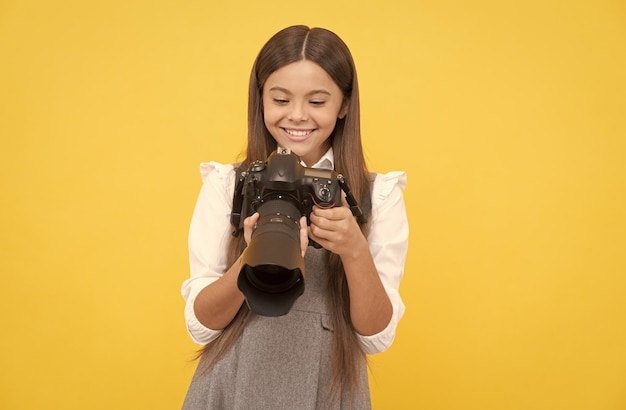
305;147;334;170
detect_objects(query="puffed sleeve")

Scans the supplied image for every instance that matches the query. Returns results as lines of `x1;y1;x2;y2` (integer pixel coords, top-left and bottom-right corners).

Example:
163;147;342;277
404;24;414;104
356;171;408;354
181;162;236;345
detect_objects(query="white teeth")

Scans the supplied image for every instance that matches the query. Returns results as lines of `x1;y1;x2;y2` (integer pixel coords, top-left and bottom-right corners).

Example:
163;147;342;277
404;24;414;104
286;129;311;137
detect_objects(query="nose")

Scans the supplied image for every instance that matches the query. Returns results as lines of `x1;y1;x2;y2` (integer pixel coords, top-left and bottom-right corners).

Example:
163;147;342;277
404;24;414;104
287;102;308;122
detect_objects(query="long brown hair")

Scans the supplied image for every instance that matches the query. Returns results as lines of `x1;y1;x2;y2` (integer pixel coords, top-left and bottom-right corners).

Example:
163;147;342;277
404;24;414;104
199;25;372;402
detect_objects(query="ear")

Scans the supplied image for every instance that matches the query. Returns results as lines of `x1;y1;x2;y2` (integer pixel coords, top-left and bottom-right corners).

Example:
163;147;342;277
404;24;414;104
338;100;349;119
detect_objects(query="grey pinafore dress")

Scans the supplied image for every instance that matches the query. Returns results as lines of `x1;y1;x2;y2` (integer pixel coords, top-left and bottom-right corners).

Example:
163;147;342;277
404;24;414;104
182;247;371;410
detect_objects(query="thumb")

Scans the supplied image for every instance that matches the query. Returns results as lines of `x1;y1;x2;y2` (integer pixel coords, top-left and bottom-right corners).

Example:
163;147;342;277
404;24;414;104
243;212;259;245
299;215;309;257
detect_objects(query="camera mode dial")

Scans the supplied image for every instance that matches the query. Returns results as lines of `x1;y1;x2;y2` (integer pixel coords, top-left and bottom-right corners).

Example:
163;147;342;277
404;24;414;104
250;161;266;172
318;185;332;202
312;178;334;203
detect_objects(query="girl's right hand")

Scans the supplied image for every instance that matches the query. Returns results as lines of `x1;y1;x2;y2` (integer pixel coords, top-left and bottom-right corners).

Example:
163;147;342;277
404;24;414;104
243;212;260;246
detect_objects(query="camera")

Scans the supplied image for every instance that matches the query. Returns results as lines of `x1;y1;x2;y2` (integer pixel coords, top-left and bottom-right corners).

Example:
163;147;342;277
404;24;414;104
230;148;362;317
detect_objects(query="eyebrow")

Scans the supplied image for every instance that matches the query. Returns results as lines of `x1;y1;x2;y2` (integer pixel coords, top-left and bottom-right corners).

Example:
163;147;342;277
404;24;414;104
268;86;332;96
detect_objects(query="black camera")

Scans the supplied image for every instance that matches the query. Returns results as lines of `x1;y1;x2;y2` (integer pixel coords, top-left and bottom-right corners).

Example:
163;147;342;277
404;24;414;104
230;148;362;317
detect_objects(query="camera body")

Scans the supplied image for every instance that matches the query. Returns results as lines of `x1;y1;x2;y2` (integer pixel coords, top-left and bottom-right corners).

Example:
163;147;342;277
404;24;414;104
232;148;342;231
231;148;361;317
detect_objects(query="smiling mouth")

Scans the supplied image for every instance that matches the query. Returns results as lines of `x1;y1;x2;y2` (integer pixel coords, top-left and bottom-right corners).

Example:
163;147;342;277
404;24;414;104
283;128;314;137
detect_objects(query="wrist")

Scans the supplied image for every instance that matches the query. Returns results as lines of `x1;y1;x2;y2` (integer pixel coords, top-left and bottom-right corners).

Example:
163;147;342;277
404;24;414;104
340;234;369;263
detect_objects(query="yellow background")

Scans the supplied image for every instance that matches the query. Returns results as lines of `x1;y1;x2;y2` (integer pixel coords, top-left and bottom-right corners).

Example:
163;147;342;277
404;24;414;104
1;1;625;409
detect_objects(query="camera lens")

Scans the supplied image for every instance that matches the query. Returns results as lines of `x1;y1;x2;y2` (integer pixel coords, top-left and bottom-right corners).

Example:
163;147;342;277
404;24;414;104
238;197;306;316
242;263;302;293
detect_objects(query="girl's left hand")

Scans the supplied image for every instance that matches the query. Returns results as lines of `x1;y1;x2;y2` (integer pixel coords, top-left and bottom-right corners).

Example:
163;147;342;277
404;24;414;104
308;199;365;257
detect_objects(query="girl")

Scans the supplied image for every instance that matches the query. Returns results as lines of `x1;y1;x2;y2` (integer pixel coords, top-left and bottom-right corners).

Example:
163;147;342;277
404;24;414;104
181;25;408;409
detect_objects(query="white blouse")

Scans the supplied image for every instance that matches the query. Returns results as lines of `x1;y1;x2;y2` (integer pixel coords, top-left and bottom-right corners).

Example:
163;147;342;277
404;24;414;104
181;149;409;354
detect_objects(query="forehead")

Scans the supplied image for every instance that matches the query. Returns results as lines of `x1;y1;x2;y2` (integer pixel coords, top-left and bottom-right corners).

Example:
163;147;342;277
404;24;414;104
264;60;340;94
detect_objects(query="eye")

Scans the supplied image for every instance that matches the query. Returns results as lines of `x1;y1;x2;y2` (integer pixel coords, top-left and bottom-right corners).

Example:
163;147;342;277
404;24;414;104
310;100;326;106
273;98;289;105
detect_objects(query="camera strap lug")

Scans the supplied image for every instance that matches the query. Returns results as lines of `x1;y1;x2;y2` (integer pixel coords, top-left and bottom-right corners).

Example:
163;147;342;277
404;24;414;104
337;174;363;219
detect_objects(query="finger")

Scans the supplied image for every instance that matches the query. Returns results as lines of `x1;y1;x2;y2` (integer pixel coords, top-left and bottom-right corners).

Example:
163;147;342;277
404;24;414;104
299;216;309;257
243;212;259;245
311;205;338;224
312;205;351;226
306;225;325;250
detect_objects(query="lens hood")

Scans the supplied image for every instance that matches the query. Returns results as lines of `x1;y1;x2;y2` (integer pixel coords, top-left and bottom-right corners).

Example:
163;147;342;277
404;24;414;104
238;263;304;316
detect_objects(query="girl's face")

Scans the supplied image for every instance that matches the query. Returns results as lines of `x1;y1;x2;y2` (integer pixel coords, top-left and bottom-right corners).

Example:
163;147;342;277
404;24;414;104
262;60;347;166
